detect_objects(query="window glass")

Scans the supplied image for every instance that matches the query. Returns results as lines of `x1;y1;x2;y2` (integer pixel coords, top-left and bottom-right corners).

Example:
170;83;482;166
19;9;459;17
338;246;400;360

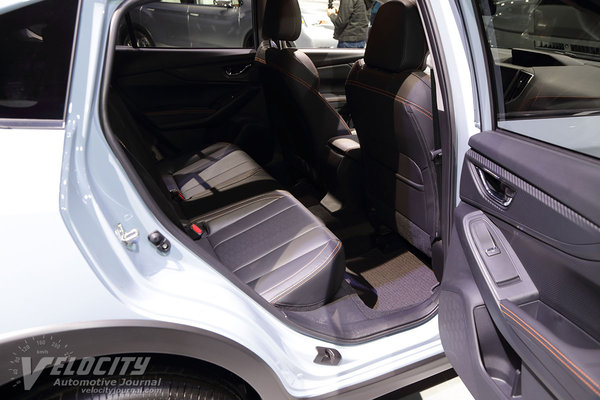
122;0;254;48
478;0;600;118
295;0;376;49
0;0;79;120
295;0;338;48
475;0;600;158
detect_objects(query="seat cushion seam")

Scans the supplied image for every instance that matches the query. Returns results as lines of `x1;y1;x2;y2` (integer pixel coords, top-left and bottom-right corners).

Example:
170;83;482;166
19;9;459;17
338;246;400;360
173;144;237;174
188;159;254;184
194;168;262;194
259;240;332;297
212;203;298;249
233;227;325;275
176;150;248;176
198;194;284;221
185;168;264;200
265;239;342;303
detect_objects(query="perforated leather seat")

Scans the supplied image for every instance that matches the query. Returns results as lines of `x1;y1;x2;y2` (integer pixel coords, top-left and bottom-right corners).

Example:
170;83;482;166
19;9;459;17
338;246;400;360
256;0;353;182
107;91;346;309
345;0;439;256
195;190;345;308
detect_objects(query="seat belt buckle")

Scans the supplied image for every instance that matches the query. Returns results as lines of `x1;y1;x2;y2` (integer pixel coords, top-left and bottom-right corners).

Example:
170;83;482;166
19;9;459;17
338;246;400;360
186;222;209;240
430;149;442;163
170;189;186;202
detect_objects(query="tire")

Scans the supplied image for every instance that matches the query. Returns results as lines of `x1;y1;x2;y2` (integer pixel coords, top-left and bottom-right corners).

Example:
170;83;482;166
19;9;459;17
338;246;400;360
123;29;154;48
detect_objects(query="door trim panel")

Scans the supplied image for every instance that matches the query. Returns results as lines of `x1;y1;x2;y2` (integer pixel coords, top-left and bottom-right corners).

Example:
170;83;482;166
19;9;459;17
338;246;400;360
462;150;600;261
461;211;538;304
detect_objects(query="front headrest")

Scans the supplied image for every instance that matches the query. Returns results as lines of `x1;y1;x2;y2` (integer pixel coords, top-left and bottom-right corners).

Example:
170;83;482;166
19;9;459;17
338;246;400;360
364;0;428;73
262;0;302;42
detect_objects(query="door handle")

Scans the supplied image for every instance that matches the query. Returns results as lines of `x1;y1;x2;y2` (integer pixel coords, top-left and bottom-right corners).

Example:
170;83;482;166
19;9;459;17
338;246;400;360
476;167;515;207
225;64;252;77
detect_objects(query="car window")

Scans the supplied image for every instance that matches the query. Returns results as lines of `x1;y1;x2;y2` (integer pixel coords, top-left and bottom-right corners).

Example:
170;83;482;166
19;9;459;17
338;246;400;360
122;0;254;49
0;0;79;121
296;0;376;49
475;0;600;158
295;0;338;48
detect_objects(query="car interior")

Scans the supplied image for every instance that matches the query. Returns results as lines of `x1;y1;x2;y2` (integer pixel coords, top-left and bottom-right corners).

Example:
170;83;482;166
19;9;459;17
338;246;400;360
102;0;444;341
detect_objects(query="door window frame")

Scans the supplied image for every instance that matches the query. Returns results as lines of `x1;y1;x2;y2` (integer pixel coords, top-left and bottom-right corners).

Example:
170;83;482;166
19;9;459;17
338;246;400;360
0;0;82;129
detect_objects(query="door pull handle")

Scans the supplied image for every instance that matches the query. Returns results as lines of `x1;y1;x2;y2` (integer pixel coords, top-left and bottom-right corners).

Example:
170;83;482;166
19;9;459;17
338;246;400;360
476;167;515;207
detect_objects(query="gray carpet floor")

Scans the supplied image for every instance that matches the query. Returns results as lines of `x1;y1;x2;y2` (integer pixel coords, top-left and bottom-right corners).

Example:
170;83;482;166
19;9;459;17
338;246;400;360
347;248;439;312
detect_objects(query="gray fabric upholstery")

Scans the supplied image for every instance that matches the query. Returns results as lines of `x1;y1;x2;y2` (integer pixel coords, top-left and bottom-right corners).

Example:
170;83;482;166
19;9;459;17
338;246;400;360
197;191;346;308
345;0;438;257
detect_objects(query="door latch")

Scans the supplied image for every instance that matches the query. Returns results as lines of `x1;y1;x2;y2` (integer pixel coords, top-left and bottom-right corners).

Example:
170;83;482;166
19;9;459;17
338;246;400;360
115;223;139;249
314;346;342;366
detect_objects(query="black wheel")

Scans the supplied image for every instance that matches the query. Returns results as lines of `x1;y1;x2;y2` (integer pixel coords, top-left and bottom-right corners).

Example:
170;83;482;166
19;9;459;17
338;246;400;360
123;29;154;48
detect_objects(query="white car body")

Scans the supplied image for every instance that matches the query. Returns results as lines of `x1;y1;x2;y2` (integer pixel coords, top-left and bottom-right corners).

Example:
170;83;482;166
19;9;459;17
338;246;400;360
0;0;487;398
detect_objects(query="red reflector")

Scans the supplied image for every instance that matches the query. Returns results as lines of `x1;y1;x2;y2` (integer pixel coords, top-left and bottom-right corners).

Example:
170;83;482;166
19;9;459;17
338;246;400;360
191;224;203;235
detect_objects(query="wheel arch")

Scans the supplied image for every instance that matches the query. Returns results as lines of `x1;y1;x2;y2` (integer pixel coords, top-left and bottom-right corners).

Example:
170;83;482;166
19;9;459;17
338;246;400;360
0;320;293;399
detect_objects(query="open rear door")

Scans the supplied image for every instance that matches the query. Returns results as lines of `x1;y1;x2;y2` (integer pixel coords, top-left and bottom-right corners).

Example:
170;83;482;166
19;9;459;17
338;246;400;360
438;1;600;399
441;131;600;400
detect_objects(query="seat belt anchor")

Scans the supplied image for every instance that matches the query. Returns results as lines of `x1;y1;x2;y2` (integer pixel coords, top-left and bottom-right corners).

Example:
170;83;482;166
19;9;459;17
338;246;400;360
186;222;209;240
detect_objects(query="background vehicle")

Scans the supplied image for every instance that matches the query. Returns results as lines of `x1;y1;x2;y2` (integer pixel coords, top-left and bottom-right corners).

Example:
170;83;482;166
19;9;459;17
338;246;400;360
0;0;598;399
122;0;255;48
121;0;338;48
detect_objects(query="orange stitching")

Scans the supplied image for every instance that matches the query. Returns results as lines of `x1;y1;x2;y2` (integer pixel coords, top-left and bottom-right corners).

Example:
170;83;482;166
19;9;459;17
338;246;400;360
347;79;433;120
259;57;352;133
347;79;433;118
501;304;600;391
278;67;352;132
500;304;600;396
268;240;342;303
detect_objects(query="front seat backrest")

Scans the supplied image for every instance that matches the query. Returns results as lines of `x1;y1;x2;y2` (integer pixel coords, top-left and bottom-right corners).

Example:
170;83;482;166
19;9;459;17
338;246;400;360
345;0;438;257
256;0;352;182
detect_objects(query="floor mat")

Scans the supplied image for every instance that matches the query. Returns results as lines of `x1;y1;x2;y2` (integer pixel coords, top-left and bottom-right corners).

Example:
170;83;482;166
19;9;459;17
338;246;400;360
347;248;438;312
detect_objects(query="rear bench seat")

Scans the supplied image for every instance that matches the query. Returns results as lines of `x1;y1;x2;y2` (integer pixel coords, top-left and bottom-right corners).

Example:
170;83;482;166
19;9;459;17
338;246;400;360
107;91;345;308
158;142;273;202
194;191;345;308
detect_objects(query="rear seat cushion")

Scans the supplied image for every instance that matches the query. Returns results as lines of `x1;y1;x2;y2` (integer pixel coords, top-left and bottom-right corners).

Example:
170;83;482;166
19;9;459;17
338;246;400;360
196;190;345;308
159;142;275;201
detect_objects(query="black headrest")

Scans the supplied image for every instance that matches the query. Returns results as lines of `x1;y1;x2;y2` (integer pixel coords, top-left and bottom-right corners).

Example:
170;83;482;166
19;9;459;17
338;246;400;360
262;0;302;41
364;0;428;73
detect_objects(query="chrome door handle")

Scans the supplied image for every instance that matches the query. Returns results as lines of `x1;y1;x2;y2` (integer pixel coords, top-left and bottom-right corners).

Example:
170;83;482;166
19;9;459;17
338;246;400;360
476;167;515;207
